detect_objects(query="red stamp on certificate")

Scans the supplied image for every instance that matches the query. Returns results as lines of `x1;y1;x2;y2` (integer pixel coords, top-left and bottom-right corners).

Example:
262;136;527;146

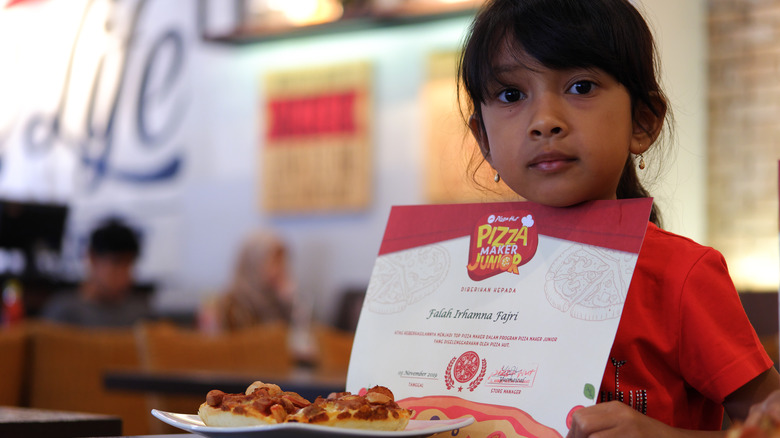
445;351;487;392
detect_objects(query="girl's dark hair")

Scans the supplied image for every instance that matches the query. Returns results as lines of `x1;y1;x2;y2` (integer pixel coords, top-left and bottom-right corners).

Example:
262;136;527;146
458;0;669;226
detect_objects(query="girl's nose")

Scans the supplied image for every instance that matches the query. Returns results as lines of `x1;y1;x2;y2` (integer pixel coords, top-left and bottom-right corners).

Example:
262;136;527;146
527;95;567;138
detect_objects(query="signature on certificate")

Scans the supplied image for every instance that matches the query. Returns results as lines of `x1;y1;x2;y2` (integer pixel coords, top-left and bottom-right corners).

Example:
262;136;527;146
486;364;538;387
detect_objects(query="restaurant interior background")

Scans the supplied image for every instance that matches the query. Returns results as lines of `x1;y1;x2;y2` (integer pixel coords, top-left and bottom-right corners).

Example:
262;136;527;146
1;0;779;435
0;0;776;327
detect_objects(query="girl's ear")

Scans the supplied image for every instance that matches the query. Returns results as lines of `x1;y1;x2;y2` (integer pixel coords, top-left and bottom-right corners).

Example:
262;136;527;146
469;114;493;164
630;94;667;154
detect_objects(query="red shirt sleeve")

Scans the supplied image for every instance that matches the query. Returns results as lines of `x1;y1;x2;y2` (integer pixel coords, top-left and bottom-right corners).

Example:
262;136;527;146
678;249;773;403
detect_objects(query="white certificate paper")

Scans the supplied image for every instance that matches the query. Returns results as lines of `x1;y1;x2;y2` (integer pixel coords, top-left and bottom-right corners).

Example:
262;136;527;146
346;199;653;437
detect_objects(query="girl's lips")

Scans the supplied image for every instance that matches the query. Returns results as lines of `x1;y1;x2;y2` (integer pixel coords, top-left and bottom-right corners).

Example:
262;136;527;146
528;152;577;172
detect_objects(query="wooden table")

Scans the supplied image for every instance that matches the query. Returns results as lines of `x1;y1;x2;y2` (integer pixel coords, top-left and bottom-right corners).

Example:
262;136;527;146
104;368;347;402
0;406;122;438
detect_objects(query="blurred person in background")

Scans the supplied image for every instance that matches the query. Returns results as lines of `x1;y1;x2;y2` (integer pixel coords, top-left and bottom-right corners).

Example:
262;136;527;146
202;229;294;331
40;218;150;327
199;228;315;362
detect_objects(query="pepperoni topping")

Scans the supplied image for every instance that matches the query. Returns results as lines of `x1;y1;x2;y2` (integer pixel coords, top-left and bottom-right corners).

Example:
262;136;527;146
206;390;225;407
206;386;310;419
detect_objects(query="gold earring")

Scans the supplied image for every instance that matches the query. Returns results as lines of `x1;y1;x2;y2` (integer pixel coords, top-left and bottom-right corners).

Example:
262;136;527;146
638;153;646;170
494;172;500;183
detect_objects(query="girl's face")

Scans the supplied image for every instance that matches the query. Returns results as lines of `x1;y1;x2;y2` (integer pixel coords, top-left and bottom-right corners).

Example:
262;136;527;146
473;49;649;207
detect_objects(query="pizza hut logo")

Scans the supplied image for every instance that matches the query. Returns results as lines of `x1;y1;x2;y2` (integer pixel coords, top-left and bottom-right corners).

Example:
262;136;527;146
466;211;538;281
444;351;486;392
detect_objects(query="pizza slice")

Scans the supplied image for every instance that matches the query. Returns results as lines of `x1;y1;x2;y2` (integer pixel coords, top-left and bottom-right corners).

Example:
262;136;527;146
198;381;310;426
288;386;413;431
198;381;413;431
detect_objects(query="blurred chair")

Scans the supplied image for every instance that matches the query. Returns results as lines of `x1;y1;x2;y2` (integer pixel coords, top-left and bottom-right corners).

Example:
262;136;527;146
739;291;780;368
314;323;355;376
135;320;293;374
758;332;779;370
27;322;150;435
0;325;28;406
135;320;294;433
334;288;365;332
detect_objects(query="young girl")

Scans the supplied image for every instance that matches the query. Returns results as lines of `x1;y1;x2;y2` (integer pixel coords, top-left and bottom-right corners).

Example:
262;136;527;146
458;0;780;436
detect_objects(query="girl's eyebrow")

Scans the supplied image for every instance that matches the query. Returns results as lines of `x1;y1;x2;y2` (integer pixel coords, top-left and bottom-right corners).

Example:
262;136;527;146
493;63;522;75
494;59;548;76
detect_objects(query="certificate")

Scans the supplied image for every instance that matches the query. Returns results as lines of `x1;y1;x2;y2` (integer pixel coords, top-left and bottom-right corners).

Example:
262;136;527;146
346;199;652;437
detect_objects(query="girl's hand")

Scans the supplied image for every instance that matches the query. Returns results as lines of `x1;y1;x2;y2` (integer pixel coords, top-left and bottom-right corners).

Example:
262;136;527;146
566;401;678;438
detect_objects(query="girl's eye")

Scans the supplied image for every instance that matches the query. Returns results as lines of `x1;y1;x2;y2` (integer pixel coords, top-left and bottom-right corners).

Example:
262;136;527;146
498;88;524;103
568;80;596;95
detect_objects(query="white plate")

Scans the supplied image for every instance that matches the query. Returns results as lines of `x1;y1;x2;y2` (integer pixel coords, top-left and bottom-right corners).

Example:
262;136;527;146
152;409;474;438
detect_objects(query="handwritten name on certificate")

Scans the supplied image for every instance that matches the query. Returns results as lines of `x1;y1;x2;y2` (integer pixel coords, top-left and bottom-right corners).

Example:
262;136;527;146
347;199;652;437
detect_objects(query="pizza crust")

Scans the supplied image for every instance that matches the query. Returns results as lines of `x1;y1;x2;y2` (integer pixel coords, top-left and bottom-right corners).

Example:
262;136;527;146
198;404;278;427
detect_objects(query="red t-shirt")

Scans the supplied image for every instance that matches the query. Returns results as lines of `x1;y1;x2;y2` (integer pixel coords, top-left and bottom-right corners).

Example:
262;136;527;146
599;222;773;430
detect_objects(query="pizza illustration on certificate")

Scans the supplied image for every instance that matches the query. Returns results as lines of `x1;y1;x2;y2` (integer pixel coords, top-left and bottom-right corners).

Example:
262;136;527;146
346;199;652;437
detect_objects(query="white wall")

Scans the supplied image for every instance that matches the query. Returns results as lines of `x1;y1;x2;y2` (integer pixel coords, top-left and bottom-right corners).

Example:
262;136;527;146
173;16;477;321
636;0;708;242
